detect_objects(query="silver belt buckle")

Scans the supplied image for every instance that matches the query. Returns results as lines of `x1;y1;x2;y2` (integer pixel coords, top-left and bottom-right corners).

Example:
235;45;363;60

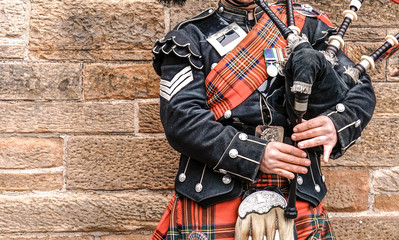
238;190;287;219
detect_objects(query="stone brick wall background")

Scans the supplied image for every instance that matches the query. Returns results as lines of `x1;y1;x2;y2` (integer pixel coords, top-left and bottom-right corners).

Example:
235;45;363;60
0;0;397;239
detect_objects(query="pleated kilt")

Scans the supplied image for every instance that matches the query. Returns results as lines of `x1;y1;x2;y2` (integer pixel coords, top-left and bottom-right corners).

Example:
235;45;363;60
151;173;336;240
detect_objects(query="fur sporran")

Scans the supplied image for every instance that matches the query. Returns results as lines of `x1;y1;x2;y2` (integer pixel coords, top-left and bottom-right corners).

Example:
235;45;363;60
235;190;295;240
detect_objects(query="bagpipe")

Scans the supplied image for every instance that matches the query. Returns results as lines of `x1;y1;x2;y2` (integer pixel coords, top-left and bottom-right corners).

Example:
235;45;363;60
236;0;399;239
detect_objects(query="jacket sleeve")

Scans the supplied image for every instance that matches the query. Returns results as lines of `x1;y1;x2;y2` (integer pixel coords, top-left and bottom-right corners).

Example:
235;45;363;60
322;57;376;159
307;17;376;159
153;26;268;182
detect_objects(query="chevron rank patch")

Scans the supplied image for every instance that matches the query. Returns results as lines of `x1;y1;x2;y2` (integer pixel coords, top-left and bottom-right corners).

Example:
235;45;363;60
160;66;193;101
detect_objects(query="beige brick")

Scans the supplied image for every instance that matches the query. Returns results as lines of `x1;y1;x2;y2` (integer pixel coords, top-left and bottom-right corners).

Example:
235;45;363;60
346;42;385;82
330;115;399;167
373;167;399;192
373;83;399;113
0;172;63;191
0;0;28;39
323;169;369;212
0;192;170;233
345;28;387;42
0;137;63;169
0;102;134;133
375;194;399;212
0;63;81;100
66;136;178;190
0;45;26;59
84;64;159;100
138;102;163;133
29;0;164;61
331;217;399;240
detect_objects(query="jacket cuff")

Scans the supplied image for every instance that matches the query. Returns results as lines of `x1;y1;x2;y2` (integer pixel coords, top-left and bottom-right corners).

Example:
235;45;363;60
323;102;362;159
213;132;268;182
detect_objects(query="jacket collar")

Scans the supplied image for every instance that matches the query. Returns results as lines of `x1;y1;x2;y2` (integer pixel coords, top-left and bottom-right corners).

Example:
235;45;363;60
217;1;264;23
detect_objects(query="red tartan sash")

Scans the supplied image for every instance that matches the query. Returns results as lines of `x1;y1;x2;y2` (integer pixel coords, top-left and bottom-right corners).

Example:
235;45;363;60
205;6;306;120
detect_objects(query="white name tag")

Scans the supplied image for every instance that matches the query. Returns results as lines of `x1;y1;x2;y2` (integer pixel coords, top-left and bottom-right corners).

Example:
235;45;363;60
206;23;247;56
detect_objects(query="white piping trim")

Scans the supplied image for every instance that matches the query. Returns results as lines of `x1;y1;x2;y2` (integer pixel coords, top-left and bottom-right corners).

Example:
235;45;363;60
326;111;337;117
237;154;260;165
213;132;239;171
225;170;253;182
246;138;267;146
342;139;357;151
337;121;356;133
199;164;207;184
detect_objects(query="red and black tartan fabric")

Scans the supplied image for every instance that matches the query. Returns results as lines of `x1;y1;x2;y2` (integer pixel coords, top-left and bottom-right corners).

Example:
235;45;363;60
204;6;306;120
151;173;336;240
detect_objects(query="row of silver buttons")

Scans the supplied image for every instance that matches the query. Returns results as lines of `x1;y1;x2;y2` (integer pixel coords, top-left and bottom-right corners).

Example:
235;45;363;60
296;173;325;193
179;166;232;193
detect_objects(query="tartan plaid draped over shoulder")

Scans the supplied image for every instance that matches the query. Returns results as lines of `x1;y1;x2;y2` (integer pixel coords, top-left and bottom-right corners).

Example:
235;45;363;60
205;5;306;120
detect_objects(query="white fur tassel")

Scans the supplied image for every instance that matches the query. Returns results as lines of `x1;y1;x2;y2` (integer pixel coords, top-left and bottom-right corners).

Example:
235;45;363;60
235;215;250;240
235;208;295;240
276;208;295;240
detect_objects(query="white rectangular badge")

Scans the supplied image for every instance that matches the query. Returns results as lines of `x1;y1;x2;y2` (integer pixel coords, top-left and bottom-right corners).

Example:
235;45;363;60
206;23;247;57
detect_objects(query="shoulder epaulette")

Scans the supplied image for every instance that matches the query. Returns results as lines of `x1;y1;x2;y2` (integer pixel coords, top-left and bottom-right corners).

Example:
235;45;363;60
152;30;203;75
152;8;216;75
293;3;322;17
176;8;216;30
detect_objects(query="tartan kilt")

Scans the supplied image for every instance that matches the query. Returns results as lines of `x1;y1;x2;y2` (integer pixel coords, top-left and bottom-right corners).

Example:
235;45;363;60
151;174;336;240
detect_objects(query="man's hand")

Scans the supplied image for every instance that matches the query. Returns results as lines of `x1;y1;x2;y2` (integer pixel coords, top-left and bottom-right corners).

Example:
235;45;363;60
291;115;338;163
260;142;310;180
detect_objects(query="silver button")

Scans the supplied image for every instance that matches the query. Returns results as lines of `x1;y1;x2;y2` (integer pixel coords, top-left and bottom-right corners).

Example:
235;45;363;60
229;149;238;158
222;175;232;184
322;175;326;183
297;176;303;185
315;184;321;193
303;4;313;11
336;103;345;112
208;9;213;13
238;133;248;141
211;63;217;69
178;173;186;182
219;169;227;174
195;183;203;192
356;136;362;143
224;110;232;119
219;7;224;13
355;119;361;128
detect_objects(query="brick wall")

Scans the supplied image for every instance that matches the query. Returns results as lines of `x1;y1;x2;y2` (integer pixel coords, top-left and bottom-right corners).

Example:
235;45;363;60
0;0;397;239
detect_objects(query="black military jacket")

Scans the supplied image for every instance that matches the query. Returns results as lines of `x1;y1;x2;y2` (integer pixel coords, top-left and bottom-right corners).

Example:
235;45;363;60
152;1;376;207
